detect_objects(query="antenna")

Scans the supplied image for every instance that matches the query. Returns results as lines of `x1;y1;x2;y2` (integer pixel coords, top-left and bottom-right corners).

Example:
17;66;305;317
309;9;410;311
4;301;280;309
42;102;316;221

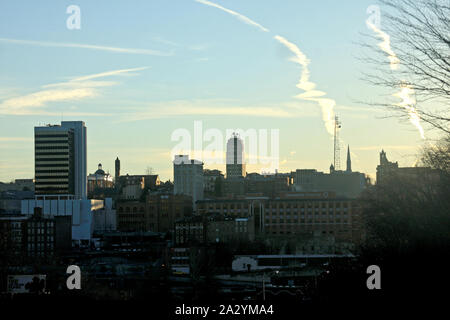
333;115;341;170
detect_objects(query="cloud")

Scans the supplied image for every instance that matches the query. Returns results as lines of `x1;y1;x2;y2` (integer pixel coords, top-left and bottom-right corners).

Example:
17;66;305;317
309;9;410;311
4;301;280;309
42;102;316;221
366;22;424;139
152;36;179;47
1;88;97;110
0;67;147;115
366;22;399;70
0;137;32;142
118;100;318;122
70;67;149;82
393;85;425;139
195;0;269;32
274;35;336;136
193;1;339;136
0;38;173;56
188;44;210;51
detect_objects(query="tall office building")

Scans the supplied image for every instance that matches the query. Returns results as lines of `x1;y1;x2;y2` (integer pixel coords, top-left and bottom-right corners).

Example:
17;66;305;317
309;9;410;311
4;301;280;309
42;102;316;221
34;121;87;199
173;155;204;207
226;133;246;178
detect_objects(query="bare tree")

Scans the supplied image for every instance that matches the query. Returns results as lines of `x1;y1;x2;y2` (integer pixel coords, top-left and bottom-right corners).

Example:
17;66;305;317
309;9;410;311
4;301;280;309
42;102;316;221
362;0;450;133
420;134;450;172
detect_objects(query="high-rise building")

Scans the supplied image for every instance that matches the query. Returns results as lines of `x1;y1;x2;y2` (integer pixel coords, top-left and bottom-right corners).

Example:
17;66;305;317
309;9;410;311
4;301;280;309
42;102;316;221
173;155;204;207
226;133;246;178
34;121;86;199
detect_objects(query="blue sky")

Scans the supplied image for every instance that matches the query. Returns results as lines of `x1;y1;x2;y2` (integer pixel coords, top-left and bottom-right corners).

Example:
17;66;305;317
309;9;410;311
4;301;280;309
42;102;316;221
0;0;430;182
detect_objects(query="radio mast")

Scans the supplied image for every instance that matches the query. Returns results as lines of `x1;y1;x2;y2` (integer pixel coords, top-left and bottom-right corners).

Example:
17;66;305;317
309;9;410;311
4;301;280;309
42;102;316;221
333;115;341;170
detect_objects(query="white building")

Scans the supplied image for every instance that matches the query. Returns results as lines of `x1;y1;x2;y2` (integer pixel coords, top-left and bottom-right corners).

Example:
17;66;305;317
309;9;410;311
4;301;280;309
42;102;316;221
21;197;114;245
173;155;204;208
93;198;116;232
226;133;246;178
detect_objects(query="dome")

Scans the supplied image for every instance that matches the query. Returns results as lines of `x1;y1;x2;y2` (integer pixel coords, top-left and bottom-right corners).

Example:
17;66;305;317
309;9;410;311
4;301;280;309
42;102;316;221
95;163;105;175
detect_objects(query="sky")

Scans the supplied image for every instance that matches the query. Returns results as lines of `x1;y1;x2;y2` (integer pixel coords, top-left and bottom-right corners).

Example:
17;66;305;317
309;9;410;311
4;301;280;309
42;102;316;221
0;0;434;182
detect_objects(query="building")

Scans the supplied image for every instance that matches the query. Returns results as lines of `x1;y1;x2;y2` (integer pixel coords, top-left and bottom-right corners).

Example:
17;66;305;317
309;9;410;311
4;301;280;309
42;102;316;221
26;208;72;259
0;215;28;260
197;192;364;252
244;173;293;197
174;215;204;245
87;163;114;197
376;150;438;185
116;174;161;199
292;169;366;199
93;198;117;232
21;197;108;245
290;146;366;198
226;133;246;178
115;157;121;182
261;193;363;248
0;179;34;192
147;194;193;233
0;208;71;261
173;155;204;207
231;254;354;272
34;121;87;199
116;200;146;232
116;193;193;233
206;215;255;243
0;190;34;214
174;213;255;246
203;169;224;194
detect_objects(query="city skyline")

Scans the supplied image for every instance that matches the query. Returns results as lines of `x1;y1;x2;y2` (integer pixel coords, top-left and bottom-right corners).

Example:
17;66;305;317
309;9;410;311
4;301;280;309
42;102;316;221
0;0;437;182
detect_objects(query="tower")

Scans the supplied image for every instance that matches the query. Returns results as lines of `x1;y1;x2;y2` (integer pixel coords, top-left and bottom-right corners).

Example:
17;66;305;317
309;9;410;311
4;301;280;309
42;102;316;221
226;133;246;178
346;145;352;172
115;157;120;179
333;115;341;171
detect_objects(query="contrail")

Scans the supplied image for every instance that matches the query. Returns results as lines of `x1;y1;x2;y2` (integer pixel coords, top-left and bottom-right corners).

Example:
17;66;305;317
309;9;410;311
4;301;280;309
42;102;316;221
194;0;269;32
366;21;424;139
274;35;336;135
195;0;337;136
366;22;399;70
394;85;425;139
0;38;173;56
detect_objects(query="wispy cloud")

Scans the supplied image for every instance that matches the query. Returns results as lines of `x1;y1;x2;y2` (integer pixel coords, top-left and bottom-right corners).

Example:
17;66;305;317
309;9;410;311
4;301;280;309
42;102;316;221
195;0;269;32
152;36;179;47
0;38;173;56
366;22;399;70
119;100;318;122
393;84;425;139
70;67;149;82
274;35;336;136
0;67;148;115
366;22;424;139
193;1;337;136
0;137;32;142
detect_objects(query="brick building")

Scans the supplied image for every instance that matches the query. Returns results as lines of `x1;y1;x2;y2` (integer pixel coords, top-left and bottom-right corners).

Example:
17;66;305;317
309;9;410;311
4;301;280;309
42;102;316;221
116;193;193;233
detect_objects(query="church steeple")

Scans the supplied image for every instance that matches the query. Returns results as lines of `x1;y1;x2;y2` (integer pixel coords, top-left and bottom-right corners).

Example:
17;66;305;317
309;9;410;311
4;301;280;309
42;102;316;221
346;145;352;172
